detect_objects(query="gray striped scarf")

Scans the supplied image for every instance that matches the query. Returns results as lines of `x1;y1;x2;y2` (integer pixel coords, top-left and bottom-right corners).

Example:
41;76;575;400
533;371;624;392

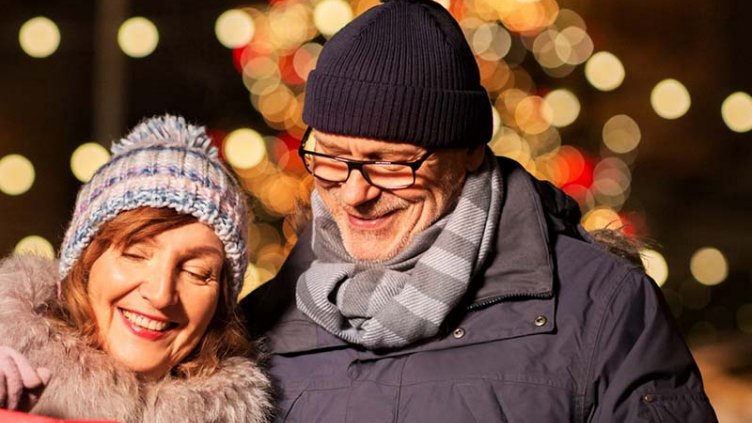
296;154;502;349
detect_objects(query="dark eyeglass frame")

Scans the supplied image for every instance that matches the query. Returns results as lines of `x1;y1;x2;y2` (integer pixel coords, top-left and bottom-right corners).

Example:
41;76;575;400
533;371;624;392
297;127;433;190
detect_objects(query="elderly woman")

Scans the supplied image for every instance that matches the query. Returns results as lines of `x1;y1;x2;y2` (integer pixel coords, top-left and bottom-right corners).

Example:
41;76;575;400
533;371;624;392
0;116;272;422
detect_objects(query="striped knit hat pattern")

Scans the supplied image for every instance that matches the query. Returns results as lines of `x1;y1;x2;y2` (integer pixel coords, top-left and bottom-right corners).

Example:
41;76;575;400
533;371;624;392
59;115;248;299
303;0;492;149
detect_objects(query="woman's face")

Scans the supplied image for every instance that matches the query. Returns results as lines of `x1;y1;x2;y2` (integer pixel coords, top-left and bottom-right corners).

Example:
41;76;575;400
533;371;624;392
87;221;224;379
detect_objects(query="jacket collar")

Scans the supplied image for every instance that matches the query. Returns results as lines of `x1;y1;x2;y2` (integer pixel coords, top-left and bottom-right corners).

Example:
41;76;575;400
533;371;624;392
246;157;583;354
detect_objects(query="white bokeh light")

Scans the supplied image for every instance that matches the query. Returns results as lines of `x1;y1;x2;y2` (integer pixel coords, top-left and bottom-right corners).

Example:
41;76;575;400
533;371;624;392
223;128;267;169
118;17;159;58
651;79;691;120
215;10;255;49
71;142;110;183
19;17;61;58
313;0;353;37
0;154;35;196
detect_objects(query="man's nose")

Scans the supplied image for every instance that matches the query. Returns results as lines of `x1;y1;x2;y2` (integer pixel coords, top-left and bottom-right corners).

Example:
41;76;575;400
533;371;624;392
339;169;382;207
139;264;179;309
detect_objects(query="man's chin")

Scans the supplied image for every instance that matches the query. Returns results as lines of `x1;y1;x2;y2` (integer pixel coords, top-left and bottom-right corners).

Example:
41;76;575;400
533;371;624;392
342;232;402;262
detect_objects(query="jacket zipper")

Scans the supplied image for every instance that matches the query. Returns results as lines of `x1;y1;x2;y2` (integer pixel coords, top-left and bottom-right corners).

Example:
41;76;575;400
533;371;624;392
466;291;552;312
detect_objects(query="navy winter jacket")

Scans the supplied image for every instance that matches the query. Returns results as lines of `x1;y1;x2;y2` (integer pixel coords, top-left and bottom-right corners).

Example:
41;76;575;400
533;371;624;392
242;157;716;422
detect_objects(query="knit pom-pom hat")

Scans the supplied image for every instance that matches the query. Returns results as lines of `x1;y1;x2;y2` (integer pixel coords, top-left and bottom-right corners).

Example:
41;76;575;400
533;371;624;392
303;0;492;149
59;115;248;299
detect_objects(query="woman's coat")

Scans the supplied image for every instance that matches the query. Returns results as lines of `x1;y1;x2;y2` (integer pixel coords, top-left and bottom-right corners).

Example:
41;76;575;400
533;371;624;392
0;255;273;423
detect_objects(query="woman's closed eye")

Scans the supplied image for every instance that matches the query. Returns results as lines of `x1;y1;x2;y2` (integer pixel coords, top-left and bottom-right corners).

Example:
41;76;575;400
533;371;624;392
121;246;151;260
182;266;217;283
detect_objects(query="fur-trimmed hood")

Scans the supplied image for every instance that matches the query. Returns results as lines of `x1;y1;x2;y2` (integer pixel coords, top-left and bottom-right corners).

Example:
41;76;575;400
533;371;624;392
0;255;273;422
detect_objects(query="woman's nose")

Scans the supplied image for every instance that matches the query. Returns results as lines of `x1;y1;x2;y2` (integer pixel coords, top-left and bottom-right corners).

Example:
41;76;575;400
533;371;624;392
138;265;179;309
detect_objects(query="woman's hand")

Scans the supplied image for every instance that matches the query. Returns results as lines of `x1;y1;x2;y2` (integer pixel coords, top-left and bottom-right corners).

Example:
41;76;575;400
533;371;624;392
0;346;51;411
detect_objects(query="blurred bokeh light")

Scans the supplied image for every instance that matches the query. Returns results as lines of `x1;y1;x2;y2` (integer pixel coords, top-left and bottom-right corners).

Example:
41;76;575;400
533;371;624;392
544;89;580;127
640;248;669;287
721;91;752;133
313;0;354;38
14;235;54;259
19;16;60;58
215;9;256;49
70;142;110;183
651;78;691;120
584;51;625;91
118;17;159;58
581;207;622;231
602;114;641;154
0;154;35;196
690;247;729;286
223;128;267;169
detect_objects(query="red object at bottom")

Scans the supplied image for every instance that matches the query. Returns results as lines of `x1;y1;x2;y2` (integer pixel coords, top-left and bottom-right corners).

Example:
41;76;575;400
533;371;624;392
0;409;117;423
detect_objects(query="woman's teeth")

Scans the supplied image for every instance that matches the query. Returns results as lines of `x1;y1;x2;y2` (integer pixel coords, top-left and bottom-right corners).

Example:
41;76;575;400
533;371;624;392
122;310;170;332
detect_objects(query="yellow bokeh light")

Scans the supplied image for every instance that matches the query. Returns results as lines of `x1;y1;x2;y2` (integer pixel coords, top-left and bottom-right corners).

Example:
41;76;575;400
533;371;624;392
71;142;110;183
690;247;728;286
532;29;564;69
240;264;264;298
602;114;641;154
293;43;323;81
544;89;580;127
640;248;669;287
491;106;501;138
224;128;267;169
650;78;691;120
0;154;35;196
313;0;353;37
14;235;55;259
554;9;587;32
501;0;559;34
721;91;752;133
215;9;255;48
19;16;60;58
526;127;561;157
490;126;529;161
515;96;552;135
472;23;512;61
581;207;622;232
556;27;593;65
584;51;625;91
244;56;280;80
593;157;631;197
268;2;313;51
118;17;159;58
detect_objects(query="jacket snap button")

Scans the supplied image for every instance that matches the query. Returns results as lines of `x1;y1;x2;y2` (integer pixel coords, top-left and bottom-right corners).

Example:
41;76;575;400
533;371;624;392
642;394;655;403
452;328;465;339
534;315;547;327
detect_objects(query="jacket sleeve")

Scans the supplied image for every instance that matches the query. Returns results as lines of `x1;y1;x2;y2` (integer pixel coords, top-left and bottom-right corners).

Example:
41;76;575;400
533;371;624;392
587;269;718;422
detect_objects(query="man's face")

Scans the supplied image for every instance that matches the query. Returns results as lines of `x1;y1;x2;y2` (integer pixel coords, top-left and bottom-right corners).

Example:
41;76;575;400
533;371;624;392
311;130;484;262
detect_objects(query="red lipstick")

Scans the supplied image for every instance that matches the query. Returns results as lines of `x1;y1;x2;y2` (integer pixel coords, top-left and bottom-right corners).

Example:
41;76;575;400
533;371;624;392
118;308;171;341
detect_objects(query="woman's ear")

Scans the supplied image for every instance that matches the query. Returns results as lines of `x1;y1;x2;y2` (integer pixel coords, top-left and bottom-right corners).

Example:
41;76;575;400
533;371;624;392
465;145;486;172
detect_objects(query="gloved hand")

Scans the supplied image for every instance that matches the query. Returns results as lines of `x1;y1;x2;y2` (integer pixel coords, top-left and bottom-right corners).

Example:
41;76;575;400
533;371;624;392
0;346;51;411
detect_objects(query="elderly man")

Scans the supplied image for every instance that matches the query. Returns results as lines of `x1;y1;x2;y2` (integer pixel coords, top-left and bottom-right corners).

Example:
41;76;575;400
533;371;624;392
241;0;716;421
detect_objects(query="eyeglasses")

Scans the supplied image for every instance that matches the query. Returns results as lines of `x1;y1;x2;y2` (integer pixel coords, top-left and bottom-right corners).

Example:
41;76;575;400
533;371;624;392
298;127;433;190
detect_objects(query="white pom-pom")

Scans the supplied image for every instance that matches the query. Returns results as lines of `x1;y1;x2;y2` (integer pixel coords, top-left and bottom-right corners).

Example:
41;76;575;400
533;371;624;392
110;114;218;158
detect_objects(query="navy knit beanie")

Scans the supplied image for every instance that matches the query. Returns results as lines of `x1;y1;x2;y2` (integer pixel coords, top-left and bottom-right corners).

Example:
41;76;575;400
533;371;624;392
303;0;492;149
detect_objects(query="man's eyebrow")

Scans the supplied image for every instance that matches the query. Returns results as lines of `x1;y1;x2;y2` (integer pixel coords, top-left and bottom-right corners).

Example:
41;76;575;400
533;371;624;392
311;134;341;150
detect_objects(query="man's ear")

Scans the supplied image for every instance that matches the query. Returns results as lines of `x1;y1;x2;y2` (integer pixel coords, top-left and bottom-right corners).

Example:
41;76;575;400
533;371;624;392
465;145;486;172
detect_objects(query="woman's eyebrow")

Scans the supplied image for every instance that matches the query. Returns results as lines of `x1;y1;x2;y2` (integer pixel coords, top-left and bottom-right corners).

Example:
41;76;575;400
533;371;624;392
183;245;224;259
